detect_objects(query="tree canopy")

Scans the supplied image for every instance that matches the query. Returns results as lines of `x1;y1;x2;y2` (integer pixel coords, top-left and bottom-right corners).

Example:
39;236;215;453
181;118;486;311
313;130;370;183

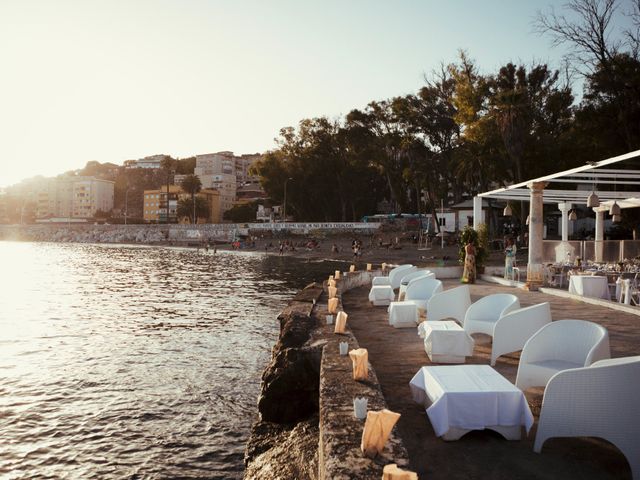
252;0;640;227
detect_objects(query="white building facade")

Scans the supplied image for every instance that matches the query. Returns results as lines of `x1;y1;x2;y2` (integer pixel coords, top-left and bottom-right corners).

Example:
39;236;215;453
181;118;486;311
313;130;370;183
35;176;115;219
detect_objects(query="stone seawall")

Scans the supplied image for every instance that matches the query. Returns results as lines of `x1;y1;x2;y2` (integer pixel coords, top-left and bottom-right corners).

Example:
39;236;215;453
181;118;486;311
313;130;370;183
244;269;410;480
0;222;380;245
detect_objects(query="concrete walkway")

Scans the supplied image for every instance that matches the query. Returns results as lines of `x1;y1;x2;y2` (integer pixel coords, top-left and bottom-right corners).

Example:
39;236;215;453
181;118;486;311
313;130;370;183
343;279;637;480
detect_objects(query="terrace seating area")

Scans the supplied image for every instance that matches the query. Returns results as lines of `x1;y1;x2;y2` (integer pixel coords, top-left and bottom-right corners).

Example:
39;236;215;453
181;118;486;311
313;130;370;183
344;270;639;479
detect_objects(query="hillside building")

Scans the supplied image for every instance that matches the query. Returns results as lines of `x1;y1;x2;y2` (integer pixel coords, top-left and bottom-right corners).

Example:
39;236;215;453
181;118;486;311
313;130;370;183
30;176;114;220
143;186;222;224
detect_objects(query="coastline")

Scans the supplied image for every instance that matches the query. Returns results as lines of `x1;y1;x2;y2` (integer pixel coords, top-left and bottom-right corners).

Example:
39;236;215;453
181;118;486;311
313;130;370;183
0;223;468;268
243;270;412;480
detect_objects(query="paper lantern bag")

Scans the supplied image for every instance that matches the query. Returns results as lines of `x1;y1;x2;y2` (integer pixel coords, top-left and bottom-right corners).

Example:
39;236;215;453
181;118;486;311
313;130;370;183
328;286;337;299
367;263;372;272
328;297;338;314
382;464;418;480
348;347;367;380
334;311;348;333
361;409;401;458
334;270;341;280
349;264;356;272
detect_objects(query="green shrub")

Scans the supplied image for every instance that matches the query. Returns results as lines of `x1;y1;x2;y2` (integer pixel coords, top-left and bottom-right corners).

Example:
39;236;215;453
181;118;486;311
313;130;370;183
458;225;488;267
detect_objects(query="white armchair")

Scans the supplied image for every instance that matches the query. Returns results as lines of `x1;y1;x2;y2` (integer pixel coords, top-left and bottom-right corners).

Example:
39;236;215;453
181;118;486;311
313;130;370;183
398;270;434;300
463;294;520;332
490;302;552;366
515;320;610;391
369;264;415;306
426;285;471;324
404;278;443;312
534;356;640;479
371;264;415;288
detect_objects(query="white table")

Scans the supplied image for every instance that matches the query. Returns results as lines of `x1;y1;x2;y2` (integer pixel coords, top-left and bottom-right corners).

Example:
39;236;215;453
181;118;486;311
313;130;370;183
368;285;395;306
568;275;610;300
388;301;418;328
418;321;474;363
410;365;534;441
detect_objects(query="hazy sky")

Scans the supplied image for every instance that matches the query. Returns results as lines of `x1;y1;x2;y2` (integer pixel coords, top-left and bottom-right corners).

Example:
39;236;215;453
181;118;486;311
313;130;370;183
0;0;594;187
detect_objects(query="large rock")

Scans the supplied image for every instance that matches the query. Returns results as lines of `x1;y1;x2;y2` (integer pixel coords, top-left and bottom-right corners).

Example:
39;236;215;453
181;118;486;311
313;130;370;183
244;416;319;480
258;345;322;423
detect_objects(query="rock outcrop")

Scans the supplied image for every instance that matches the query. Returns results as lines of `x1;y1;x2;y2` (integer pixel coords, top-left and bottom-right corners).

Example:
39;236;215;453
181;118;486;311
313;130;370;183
244;283;325;479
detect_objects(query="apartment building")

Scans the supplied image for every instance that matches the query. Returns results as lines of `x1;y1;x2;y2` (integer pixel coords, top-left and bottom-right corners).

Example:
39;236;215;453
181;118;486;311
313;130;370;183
143;186;222;224
143;185;181;223
198;189;222;224
0;190;8;223
124;154;170;169
208;174;236;213
193;151;265;213
33;176;114;220
194;152;237;213
235;153;263;186
195;152;235;176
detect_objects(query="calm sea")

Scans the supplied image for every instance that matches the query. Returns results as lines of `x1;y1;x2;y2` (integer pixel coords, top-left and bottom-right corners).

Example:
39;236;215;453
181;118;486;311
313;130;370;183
0;242;342;479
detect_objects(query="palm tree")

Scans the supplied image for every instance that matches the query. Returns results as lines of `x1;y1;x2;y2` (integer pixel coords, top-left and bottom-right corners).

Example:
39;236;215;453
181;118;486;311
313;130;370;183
180;174;202;224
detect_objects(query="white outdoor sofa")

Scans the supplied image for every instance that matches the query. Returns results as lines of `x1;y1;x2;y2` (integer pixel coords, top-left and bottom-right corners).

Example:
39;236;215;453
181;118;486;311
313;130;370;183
398;270;434;300
371;264;416;289
425;285;471;324
534;356;640;479
387;277;443;328
489;302;552;366
369;264;416;306
369;264;418;307
463;294;520;332
515;319;611;391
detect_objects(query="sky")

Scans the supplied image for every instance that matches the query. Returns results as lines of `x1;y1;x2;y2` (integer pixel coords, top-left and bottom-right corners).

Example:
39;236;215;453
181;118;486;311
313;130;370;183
0;0;621;187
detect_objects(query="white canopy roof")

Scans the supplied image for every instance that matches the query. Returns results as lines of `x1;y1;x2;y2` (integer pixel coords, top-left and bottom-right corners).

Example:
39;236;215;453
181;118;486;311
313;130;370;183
478;149;640;208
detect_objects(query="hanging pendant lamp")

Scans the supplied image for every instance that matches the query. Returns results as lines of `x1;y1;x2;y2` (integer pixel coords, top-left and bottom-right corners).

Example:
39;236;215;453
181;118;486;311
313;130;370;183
609;201;621;216
587;191;600;208
503;203;513;216
525;215;530;225
612;214;622;223
569;210;577;221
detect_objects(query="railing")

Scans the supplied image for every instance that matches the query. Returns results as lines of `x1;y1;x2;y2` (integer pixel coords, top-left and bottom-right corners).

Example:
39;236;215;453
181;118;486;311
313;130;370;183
542;240;640;263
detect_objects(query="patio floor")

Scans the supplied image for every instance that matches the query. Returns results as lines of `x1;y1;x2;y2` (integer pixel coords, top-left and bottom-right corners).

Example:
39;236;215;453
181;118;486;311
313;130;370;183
343;279;638;480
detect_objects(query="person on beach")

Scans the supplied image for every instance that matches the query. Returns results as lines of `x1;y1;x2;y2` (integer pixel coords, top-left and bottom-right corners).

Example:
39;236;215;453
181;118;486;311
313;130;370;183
504;238;517;279
461;241;476;284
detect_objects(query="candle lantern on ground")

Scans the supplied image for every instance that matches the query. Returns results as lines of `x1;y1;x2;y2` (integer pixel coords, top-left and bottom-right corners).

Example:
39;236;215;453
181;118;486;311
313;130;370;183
361;409;401;458
334;311;348;333
348;347;367;380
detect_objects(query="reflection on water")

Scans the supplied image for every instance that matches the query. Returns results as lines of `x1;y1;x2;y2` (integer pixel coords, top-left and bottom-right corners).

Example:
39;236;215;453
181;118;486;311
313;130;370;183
0;242;343;479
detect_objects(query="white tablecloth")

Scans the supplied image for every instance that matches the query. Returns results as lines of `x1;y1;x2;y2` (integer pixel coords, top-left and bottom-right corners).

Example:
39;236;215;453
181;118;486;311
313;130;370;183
568;275;610;300
368;285;395;306
418;321;474;362
388;301;418;328
409;365;534;438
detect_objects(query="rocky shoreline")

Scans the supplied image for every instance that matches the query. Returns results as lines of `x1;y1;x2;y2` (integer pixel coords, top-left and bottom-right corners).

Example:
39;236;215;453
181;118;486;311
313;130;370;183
243;272;410;480
243;284;324;479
